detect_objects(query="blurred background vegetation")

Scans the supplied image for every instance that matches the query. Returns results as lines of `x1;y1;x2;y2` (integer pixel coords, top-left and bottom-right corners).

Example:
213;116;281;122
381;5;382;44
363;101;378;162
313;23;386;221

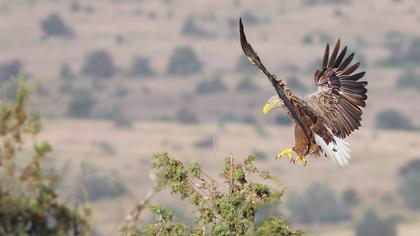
0;0;420;235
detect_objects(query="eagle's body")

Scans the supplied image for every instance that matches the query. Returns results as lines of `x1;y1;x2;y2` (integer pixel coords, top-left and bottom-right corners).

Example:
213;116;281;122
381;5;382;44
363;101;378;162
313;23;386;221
239;19;368;166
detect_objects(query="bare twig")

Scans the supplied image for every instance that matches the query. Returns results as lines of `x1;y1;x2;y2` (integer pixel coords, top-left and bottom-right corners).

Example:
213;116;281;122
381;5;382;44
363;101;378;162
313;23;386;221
126;188;155;223
229;154;234;194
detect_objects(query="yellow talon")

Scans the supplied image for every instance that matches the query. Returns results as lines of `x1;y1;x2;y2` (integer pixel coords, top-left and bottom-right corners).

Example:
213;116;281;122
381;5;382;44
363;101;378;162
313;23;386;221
276;148;293;160
294;156;307;166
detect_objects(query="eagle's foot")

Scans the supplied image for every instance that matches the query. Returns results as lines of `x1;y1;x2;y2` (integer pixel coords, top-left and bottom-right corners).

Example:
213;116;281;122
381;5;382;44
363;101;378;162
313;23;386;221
293;156;307;166
276;148;293;161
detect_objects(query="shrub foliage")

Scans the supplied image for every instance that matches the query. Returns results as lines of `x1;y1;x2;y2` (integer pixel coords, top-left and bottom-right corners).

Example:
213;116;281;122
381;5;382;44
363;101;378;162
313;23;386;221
41;12;74;38
195;78;227;94
287;183;351;224
129;56;156;77
398;158;420;210
375;109;417;131
0;59;24;83
167;46;203;75
355;210;396;236
120;153;303;236
0;77;90;235
82;50;117;79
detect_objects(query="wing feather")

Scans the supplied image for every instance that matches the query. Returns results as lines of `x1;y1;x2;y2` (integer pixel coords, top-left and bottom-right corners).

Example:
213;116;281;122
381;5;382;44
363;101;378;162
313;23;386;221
239;18;310;139
328;39;340;68
333;46;347;68
305;40;368;139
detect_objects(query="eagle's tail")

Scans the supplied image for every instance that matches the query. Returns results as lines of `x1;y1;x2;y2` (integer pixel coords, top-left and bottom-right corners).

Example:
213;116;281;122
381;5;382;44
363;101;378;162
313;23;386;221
314;134;351;167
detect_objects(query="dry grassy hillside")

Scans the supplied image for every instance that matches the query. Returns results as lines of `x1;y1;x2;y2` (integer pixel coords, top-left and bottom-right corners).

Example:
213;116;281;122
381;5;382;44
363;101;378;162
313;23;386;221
1;0;420;235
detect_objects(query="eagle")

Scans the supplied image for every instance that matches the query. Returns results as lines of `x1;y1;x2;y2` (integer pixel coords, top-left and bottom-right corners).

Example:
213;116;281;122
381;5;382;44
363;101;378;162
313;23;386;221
239;18;368;166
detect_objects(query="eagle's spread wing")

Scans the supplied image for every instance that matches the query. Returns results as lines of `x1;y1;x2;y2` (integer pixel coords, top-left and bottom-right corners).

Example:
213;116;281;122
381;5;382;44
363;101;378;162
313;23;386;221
239;18;309;139
305;39;367;139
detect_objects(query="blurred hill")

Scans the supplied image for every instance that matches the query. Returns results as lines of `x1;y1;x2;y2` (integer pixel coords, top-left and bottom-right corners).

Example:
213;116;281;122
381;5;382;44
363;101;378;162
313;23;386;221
1;0;420;235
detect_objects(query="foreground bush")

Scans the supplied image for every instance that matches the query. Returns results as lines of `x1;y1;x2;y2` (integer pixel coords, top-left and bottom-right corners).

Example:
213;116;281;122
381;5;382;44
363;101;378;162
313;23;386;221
120;153;303;236
0;77;90;235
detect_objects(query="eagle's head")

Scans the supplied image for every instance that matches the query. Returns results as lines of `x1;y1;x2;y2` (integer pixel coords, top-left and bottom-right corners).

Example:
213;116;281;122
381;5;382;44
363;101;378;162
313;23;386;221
262;95;284;114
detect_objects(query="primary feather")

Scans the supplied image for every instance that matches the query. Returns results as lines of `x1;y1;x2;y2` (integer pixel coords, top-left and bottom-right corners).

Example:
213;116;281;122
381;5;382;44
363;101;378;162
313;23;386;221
305;39;368;139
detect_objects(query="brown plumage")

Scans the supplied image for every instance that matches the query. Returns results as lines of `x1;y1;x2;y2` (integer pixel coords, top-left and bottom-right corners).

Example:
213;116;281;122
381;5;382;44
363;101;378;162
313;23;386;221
239;18;368;166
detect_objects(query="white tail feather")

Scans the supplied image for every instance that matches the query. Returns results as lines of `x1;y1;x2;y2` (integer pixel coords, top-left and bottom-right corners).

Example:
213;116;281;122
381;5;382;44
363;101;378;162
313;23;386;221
314;134;351;167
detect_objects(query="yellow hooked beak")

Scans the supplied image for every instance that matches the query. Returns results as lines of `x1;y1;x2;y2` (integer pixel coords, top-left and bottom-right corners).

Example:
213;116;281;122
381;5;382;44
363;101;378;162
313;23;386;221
262;103;272;114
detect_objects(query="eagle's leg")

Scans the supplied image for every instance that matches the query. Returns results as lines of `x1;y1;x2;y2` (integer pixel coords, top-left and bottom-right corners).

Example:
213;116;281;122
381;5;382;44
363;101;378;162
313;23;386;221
275;148;307;166
289;122;310;166
293;156;307;166
276;148;293;161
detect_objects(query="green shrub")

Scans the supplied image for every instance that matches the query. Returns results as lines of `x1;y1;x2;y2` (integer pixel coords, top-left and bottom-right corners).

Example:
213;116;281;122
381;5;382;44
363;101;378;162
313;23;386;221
167;46;203;75
302;0;350;5
97;141;117;156
140;205;189;235
70;2;94;14
252;150;268;161
176;108;199;124
80;169;126;201
0;77;90;235
355;210;396;236
378;36;420;67
274;114;292;125
302;34;313;45
287;76;307;93
60;63;76;81
67;89;97;118
129;56;156;77
287;183;351;224
396;68;420;90
242;114;257;124
399;159;420;210
82;50;117;79
241;11;259;25
60;80;73;94
181;16;215;38
41;12;74;38
375;109;416;131
236;56;257;74
236;77;259;92
0;59;23;83
193;135;213;149
114;85;129;98
405;38;420;64
301;31;332;45
119;153;303;235
70;2;81;12
399;158;420;177
195;78;227;94
109;106;132;128
92;105;132;127
342;188;360;207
